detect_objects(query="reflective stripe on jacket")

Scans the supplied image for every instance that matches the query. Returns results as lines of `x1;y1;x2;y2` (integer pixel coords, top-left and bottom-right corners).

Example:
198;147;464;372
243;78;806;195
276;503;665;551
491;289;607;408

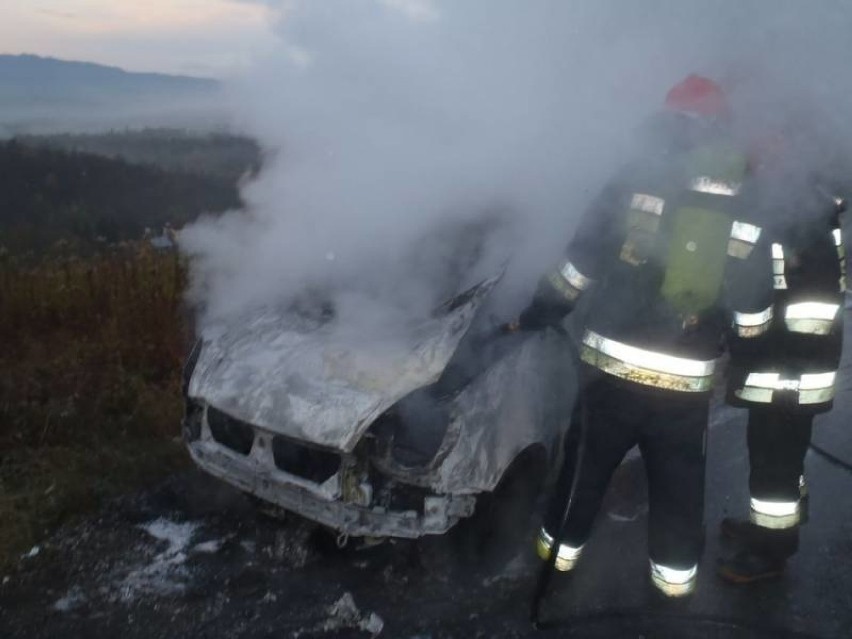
579;330;716;393
726;186;845;412
523;145;772;394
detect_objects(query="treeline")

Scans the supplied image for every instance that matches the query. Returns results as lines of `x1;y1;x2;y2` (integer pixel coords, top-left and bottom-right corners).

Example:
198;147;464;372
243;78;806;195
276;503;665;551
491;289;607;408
0;140;244;251
17;129;262;182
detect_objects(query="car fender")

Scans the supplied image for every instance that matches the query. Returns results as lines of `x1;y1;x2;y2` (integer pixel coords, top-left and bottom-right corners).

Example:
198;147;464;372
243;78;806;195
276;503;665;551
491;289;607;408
431;329;578;494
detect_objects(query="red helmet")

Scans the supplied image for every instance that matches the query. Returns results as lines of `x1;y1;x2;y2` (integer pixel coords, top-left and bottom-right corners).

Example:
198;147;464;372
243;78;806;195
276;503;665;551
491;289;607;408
664;74;729;119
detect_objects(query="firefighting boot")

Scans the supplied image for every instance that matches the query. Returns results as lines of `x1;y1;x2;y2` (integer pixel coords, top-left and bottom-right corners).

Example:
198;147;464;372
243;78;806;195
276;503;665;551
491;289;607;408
717;549;786;584
719;517;765;547
535;527;583;572
646;567;696;611
648;582;695;610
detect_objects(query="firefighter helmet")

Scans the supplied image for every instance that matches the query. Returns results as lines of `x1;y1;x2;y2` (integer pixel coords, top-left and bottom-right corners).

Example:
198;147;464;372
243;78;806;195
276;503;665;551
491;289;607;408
664;74;730;120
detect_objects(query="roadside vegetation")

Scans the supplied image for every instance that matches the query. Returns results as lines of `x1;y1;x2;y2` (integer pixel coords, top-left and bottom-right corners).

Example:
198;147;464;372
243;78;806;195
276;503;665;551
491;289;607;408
0;243;190;566
0;130;253;567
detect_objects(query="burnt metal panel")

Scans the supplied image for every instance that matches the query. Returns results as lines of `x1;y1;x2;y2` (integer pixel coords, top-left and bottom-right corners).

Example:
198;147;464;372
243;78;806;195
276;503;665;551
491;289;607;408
188;275;500;453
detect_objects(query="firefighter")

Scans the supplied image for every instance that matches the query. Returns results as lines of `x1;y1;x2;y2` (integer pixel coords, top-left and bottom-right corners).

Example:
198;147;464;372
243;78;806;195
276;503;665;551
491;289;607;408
718;131;846;583
515;75;774;598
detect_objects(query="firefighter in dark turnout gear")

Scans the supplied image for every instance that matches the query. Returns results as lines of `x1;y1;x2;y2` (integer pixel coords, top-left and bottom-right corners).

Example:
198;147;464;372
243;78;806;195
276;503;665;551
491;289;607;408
517;75;774;598
719;137;846;583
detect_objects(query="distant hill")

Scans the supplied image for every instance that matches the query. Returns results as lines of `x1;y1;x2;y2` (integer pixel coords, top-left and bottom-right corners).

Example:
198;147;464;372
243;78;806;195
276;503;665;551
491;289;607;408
0;55;226;134
0;54;218;106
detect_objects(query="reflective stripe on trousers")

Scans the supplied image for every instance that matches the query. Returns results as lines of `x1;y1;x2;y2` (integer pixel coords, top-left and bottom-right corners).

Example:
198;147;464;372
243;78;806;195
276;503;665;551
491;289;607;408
649;560;698;597
536;527;583;572
750;497;800;530
735;370;837;405
580;330;716;392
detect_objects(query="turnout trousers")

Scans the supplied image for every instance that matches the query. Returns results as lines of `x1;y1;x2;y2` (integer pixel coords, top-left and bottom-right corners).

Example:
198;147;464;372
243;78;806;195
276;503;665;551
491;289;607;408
745;407;813;560
540;371;708;596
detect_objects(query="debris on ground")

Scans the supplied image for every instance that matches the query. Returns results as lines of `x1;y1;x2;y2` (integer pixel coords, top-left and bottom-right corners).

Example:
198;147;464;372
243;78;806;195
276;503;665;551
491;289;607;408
53;586;87;613
141;518;199;551
192;537;228;554
20;546;40;560
320;592;384;637
112;518;200;602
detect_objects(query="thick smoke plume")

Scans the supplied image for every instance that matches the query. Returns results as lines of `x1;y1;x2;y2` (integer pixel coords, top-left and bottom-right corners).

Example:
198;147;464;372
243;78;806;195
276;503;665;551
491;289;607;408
181;0;852;334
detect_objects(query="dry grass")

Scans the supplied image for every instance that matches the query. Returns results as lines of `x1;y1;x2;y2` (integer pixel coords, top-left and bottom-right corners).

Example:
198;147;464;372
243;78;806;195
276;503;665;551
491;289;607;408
0;242;191;566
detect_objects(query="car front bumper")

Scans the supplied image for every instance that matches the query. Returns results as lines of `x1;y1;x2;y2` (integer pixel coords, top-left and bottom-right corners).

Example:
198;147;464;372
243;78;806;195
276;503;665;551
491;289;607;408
185;414;476;539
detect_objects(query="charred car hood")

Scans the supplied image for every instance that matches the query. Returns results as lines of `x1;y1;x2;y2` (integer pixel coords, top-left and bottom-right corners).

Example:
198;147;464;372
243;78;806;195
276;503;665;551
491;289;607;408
188;276;499;453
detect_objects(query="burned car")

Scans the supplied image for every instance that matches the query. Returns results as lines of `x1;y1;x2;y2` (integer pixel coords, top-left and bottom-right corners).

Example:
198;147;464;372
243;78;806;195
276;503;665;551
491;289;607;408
182;275;578;545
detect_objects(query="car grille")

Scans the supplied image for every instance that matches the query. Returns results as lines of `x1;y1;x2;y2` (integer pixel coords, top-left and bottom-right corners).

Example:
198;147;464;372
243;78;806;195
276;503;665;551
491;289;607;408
206;406;256;455
272;436;341;484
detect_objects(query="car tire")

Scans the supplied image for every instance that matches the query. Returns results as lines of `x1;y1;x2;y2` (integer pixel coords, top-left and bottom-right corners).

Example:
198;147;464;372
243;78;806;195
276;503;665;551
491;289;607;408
448;448;547;573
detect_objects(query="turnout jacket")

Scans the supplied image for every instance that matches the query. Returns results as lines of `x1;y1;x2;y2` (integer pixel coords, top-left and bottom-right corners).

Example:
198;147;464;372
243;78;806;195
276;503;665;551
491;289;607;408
521;145;774;396
727;179;845;413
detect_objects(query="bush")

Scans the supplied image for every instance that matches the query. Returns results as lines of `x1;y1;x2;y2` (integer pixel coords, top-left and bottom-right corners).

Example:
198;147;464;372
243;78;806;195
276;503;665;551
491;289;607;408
0;242;190;565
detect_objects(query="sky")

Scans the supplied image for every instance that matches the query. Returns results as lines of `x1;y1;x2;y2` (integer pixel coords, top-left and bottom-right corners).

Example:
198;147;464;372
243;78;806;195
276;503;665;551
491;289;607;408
0;0;278;78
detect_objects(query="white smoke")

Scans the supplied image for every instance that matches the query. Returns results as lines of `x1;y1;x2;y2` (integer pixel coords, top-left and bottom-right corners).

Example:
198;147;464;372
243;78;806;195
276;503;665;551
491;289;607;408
181;0;852;332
